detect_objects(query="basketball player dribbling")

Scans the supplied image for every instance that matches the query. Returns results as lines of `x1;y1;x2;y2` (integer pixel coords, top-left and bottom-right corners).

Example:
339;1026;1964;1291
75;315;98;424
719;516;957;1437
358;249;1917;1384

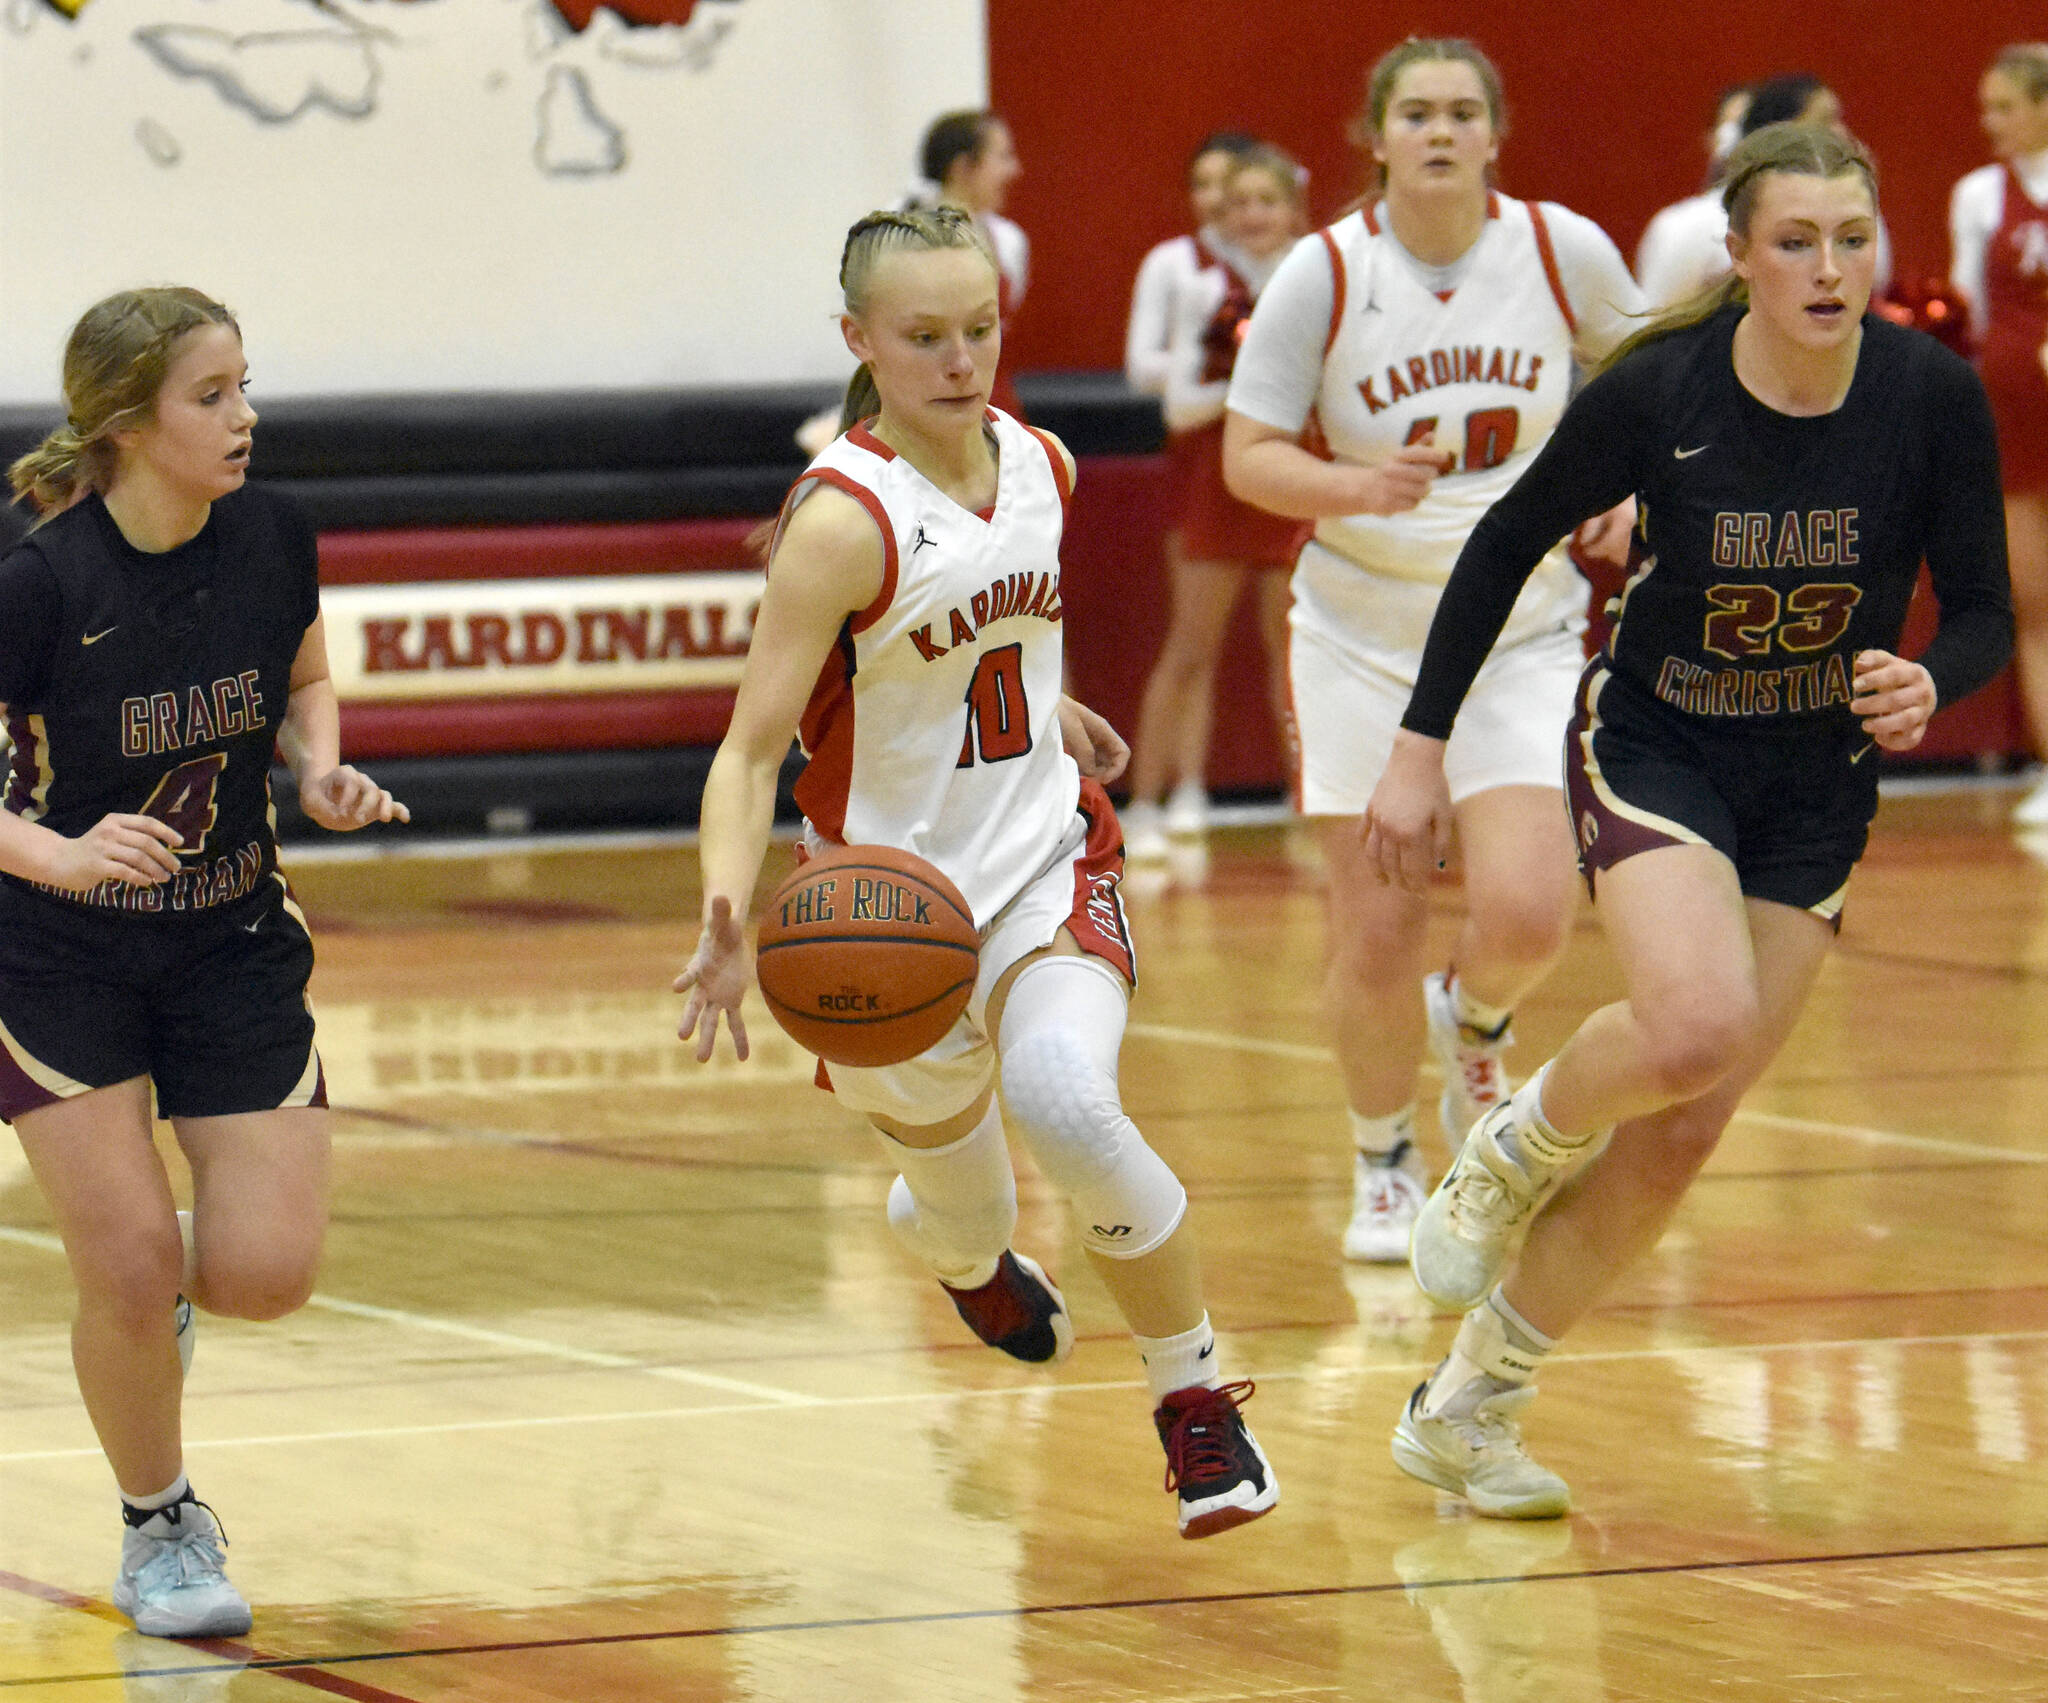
1367;123;2011;1517
1222;38;1640;1264
676;207;1277;1538
0;288;407;1634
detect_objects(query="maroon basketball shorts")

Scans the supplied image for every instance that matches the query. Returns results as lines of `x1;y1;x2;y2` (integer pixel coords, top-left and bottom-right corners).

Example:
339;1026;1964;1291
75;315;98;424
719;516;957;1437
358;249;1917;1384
1563;659;1878;925
0;874;325;1123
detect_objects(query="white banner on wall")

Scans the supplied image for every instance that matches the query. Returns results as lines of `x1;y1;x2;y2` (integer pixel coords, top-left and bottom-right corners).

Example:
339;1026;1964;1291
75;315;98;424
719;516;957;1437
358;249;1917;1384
0;0;986;401
320;572;762;698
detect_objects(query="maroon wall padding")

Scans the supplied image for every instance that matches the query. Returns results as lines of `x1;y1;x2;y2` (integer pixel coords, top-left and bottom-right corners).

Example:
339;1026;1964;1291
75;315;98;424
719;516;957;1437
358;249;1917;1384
318;518;763;585
339;691;739;760
989;0;2043;373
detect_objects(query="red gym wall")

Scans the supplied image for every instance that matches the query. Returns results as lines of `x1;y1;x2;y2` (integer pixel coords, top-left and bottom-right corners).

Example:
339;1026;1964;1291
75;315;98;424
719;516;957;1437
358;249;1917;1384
989;1;2041;785
990;0;2043;370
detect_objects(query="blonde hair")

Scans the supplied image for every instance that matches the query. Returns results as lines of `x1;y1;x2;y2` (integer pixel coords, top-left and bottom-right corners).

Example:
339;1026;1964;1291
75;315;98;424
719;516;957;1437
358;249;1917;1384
8;287;240;516
1227;142;1309;208
1352;37;1506;188
836;205;998;433
1595;122;1877;377
1990;43;2048;101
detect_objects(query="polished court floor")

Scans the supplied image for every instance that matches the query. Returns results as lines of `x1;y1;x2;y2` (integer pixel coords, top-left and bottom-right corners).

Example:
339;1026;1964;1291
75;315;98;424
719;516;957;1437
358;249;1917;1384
5;786;2048;1699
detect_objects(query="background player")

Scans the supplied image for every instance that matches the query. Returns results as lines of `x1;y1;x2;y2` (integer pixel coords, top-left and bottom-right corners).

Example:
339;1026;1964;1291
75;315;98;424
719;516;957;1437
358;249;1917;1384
1124;144;1311;860
675;207;1277;1539
1950;45;2048;825
0;287;407;1634
1222;38;1639;1264
1365;123;2011;1518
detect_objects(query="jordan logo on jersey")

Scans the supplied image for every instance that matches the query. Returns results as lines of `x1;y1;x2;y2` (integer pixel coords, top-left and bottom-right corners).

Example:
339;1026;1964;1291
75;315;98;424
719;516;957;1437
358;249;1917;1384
1358;345;1544;415
907;570;1062;663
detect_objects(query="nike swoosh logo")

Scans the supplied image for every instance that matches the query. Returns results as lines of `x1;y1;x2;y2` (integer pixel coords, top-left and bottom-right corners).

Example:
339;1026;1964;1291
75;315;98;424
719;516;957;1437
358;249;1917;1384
81;626;117;645
1850;741;1874;764
1197;1341;1215;1360
243;916;262;933
1673;444;1710;459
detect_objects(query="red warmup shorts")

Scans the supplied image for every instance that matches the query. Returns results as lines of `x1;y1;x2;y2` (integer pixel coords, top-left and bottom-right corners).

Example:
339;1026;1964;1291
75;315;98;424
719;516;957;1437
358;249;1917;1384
1174;421;1311;568
811;779;1134;1122
1981;335;2048;493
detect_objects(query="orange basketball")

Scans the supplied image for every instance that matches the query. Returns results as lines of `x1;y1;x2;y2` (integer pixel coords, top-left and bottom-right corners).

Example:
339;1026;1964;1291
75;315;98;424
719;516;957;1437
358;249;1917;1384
756;845;980;1067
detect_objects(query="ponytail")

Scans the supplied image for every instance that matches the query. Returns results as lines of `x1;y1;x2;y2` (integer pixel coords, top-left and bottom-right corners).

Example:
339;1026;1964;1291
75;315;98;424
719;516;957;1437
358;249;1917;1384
7;286;239;520
838;362;881;435
1594;121;1876;380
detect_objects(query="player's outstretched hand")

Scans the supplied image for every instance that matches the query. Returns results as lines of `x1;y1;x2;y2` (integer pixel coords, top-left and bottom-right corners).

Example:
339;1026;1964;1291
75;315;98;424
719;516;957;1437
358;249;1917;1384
1850;649;1937;752
301;767;411;831
1058;695;1130;784
1362;729;1454;894
45;813;183;890
675;894;752;1062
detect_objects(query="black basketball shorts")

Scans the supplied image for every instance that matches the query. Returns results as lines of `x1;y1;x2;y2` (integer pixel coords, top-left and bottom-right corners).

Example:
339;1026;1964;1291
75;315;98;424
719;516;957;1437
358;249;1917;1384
0;872;326;1123
1562;660;1879;925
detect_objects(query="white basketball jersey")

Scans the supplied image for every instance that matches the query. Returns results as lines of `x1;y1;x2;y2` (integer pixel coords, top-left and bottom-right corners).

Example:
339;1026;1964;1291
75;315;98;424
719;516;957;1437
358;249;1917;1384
1301;195;1586;652
779;409;1080;927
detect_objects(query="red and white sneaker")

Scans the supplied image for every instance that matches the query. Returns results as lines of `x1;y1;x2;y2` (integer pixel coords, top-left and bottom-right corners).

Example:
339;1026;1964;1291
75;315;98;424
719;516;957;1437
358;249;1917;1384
1154;1380;1279;1538
941;1251;1074;1364
1424;970;1512;1142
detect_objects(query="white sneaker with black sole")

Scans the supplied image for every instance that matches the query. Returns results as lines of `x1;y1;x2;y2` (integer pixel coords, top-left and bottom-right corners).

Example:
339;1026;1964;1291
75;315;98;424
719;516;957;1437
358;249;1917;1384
114;1496;252;1639
1391;1377;1570;1519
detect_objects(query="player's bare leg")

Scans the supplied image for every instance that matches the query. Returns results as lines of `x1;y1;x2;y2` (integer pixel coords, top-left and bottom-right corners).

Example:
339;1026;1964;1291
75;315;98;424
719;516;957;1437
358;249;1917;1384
173;1108;331;1323
1126;557;1248;853
2004;494;2048;824
15;1078;184;1496
1255;571;1295;773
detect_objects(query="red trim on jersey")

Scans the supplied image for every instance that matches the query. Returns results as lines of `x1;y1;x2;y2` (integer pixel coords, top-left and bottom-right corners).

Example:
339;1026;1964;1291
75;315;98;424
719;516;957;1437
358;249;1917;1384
1023;423;1073;515
1067;779;1137;986
799;469;899;636
1317;227;1347;360
1192;233;1216;271
1526;201;1578;338
792;625;857;845
1486;191;1501;220
846;419;896;461
1362;201;1380;236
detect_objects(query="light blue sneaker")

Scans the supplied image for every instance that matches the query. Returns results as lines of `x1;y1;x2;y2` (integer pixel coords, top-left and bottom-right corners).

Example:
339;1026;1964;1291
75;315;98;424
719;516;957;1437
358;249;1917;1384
114;1498;252;1640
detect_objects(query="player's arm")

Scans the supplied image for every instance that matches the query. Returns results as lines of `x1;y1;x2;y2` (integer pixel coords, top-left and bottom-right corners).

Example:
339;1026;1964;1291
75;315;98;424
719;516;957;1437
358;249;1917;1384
1161;280;1229;433
677;487;885;1060
280;615;409;830
0;700;181;891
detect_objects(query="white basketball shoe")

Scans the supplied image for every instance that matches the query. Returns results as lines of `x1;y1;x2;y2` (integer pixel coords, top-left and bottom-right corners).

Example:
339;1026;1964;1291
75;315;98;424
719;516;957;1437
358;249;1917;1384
1392;1376;1570;1519
1423;970;1512;1142
1342;1151;1428;1263
114;1497;252;1640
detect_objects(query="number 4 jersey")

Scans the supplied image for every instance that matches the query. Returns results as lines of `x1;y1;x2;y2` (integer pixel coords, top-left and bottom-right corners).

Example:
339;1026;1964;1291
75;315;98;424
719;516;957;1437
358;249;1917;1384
775;409;1081;928
0;486;321;915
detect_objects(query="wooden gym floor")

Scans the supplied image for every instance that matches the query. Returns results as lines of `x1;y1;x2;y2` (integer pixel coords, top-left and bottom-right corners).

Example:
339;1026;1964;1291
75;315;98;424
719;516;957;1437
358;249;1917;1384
5;785;2048;1700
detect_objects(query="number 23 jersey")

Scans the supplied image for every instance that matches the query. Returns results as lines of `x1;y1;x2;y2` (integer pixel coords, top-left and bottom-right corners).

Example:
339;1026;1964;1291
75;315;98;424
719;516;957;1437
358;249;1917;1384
778;408;1081;928
0;485;320;915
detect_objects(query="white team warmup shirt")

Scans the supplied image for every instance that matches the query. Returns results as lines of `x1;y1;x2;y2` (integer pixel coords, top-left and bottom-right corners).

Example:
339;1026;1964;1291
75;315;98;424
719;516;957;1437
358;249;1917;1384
778;408;1081;928
1950;148;2048;325
1163;247;1283;432
1124;226;1244;396
1229;194;1641;658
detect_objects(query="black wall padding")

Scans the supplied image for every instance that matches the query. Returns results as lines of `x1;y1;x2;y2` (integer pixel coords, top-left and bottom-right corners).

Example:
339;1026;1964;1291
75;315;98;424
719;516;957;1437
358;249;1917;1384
0;373;1162;536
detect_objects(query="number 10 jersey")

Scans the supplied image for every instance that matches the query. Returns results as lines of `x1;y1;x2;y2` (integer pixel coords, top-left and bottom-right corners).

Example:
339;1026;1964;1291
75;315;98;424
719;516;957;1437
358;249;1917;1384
778;408;1081;929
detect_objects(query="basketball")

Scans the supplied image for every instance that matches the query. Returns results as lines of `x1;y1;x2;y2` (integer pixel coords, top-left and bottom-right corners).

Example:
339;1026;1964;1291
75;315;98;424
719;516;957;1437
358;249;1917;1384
755;845;981;1067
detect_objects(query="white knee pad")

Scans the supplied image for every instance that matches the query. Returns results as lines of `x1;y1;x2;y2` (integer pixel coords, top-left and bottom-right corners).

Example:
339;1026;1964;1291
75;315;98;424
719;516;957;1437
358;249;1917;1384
997;956;1187;1260
874;1100;1017;1281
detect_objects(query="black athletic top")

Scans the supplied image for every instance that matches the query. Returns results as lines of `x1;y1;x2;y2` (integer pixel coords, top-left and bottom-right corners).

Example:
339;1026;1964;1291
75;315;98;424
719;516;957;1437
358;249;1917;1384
0;485;321;915
1403;305;2012;739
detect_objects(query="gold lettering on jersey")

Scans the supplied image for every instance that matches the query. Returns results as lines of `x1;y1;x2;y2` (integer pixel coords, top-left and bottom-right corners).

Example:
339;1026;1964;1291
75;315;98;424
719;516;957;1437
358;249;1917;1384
1654;654;1853;718
1356;346;1544;415
1711;509;1860;571
32;836;265;912
906;571;1061;663
121;674;265;757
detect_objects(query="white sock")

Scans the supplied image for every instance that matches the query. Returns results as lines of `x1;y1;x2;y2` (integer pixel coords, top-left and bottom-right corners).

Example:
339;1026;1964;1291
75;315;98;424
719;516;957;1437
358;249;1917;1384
1421;1287;1555;1416
1501;1062;1602;1174
1349;1105;1417;1167
1135;1313;1221;1402
1447;973;1512;1037
875;1102;1016;1288
122;1473;191;1514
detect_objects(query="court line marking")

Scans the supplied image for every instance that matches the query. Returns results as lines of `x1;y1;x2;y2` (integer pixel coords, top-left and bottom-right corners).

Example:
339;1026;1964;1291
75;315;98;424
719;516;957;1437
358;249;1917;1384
17;1536;2046;1685
0;1225;813;1410
5;1326;2048;1465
